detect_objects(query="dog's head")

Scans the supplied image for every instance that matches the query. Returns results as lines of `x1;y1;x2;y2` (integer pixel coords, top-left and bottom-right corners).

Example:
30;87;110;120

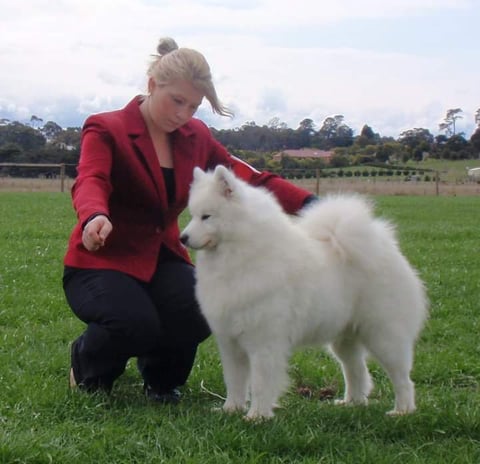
180;165;243;250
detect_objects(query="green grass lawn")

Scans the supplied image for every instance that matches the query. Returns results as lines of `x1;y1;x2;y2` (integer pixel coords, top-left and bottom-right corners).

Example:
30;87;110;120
0;193;479;463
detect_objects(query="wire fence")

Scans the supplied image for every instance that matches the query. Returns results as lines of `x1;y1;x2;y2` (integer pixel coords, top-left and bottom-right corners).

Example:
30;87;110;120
1;163;478;196
0;163;76;192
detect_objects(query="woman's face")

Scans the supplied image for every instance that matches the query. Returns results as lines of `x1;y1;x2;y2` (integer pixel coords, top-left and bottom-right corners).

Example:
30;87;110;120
146;78;204;133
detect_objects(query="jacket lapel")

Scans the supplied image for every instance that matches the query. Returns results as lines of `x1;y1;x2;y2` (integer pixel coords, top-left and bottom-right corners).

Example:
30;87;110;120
122;97;199;212
133;132;168;207
124;97;168;211
171;124;197;206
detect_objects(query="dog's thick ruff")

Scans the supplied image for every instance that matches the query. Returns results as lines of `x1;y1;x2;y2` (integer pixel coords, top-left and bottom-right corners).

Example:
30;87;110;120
181;165;428;420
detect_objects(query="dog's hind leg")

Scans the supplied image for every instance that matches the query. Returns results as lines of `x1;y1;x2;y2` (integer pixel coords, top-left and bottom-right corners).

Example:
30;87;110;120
217;337;249;413
364;334;416;415
246;347;290;420
330;336;373;406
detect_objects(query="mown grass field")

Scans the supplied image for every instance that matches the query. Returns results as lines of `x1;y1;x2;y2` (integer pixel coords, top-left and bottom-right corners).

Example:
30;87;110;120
0;192;479;463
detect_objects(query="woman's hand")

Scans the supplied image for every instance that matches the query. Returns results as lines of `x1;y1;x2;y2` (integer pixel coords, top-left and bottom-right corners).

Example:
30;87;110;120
82;215;112;251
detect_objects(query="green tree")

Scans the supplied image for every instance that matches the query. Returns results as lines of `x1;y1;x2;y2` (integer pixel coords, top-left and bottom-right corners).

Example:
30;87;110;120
30;115;43;129
0;122;46;152
0;142;23;162
296;118;315;148
316;115;353;149
356;124;379;148
42;121;63;140
280;156;300;170
375;142;398;163
441;134;471;159
54;127;81;149
470;127;480;157
439;108;463;136
474;108;480;127
398;128;433;161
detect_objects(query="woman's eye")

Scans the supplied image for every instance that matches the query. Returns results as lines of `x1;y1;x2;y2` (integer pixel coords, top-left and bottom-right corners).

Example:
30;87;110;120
201;214;211;221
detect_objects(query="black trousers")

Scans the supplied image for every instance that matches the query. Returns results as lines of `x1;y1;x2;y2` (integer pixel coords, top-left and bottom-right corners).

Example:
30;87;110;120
63;251;211;393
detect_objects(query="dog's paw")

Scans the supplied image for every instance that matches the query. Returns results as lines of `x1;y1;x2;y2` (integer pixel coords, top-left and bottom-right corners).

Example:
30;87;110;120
243;413;274;423
386;407;416;417
244;408;275;422
334;397;368;407
222;403;247;414
334;399;351;407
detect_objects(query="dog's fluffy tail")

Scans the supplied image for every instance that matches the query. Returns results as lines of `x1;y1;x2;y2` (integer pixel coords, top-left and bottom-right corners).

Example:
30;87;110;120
299;194;396;269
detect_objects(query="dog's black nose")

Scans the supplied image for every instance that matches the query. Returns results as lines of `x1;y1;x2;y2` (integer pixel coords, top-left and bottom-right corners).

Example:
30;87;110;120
180;234;188;245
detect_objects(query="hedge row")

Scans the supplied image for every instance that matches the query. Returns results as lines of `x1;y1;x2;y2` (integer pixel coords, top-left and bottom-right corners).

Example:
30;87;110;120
281;169;433;181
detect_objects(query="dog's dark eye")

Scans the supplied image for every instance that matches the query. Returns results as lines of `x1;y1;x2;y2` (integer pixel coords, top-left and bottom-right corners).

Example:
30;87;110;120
201;214;211;221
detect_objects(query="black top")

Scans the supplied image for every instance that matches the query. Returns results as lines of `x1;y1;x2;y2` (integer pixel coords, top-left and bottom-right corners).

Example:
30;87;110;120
162;167;175;205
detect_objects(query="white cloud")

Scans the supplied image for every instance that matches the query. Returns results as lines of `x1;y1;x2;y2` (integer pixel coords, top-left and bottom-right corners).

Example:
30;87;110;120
0;0;478;137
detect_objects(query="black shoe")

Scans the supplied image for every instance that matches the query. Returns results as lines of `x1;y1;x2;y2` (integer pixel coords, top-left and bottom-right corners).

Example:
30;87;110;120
144;385;182;405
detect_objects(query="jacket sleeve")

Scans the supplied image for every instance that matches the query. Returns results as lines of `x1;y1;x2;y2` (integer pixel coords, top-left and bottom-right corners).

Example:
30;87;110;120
205;136;314;215
71;116;113;225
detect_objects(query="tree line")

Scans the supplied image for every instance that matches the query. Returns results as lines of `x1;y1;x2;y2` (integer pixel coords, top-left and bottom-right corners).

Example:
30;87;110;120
1;108;479;178
0;118;80;177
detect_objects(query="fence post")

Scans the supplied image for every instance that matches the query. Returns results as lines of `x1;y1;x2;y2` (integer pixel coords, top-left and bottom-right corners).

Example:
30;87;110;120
60;163;66;193
435;170;439;196
315;169;320;195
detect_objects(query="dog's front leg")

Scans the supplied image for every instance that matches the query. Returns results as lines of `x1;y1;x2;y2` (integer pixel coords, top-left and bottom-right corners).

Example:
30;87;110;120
217;337;249;413
246;348;290;420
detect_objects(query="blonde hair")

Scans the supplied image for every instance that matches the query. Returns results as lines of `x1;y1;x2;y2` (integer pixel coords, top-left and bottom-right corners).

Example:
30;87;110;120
147;37;233;118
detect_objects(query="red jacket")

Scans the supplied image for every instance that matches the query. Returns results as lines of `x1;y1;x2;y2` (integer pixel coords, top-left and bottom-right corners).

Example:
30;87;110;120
64;96;312;281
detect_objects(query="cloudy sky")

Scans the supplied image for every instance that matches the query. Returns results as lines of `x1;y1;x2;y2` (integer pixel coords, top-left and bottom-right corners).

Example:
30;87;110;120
1;0;478;138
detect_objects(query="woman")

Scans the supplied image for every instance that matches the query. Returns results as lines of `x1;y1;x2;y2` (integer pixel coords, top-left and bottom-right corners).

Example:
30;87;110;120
63;37;315;403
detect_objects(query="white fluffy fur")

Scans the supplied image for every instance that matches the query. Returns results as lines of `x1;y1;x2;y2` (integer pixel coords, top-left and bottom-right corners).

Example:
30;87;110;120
180;165;428;420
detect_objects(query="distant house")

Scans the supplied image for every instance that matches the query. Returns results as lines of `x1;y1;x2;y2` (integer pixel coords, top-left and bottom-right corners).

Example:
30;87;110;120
56;142;76;151
273;148;334;163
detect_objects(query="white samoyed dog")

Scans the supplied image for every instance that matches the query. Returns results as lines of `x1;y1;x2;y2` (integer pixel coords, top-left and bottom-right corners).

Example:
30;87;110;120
180;165;428;421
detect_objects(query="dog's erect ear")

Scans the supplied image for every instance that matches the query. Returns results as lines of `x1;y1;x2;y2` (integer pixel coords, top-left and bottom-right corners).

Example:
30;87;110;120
193;166;205;181
213;165;236;198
